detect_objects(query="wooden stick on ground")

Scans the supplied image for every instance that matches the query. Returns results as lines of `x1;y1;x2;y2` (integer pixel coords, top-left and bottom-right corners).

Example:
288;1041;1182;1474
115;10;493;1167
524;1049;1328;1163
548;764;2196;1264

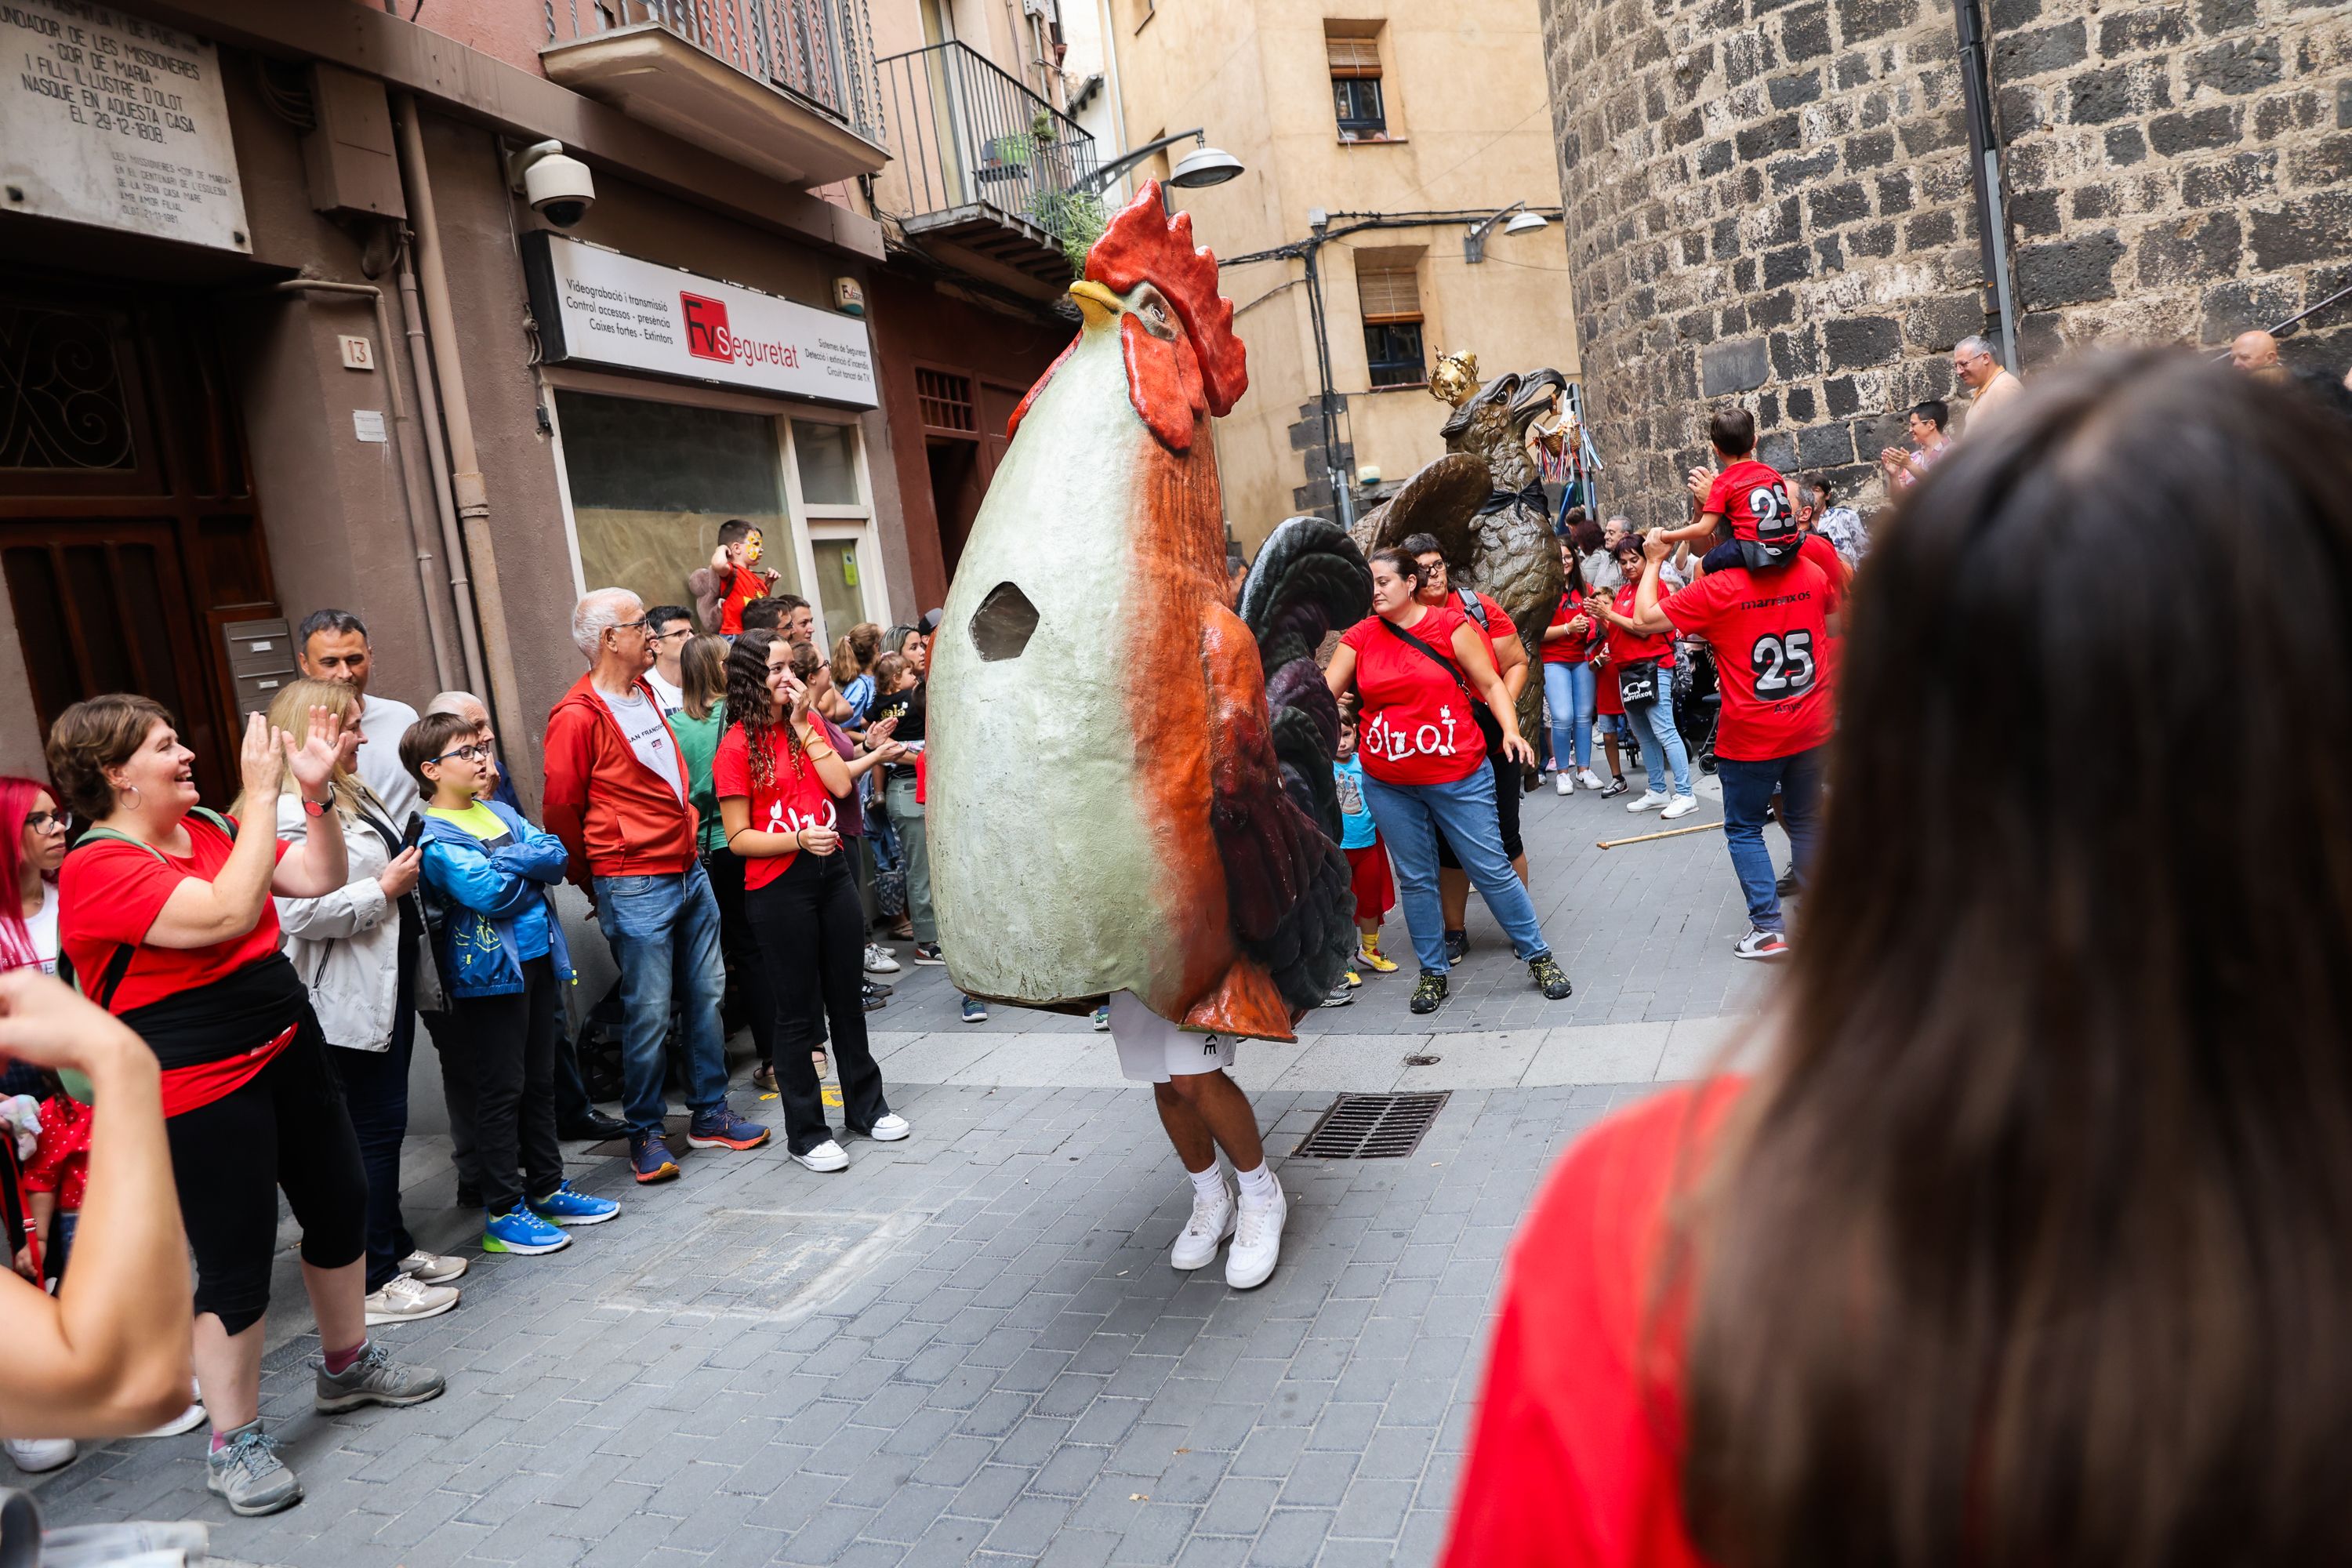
1597;820;1722;849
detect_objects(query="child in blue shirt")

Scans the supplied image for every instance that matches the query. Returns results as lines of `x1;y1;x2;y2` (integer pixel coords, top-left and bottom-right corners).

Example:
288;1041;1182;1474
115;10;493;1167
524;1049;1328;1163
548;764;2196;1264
403;712;618;1258
1334;714;1399;975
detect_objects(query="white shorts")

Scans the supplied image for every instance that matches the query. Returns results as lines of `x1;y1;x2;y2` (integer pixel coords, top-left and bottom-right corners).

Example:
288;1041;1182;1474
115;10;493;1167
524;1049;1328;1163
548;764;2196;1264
1108;990;1237;1083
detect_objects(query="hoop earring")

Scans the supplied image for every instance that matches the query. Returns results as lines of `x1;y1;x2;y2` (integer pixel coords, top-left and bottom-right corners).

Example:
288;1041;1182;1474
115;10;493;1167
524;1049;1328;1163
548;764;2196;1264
121;785;141;809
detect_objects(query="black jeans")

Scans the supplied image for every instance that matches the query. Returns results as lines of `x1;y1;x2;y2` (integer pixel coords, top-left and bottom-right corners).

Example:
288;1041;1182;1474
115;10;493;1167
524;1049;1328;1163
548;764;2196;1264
452;954;565;1214
165;1026;367;1337
426;993;593;1196
746;850;888;1155
706;843;778;1067
326;996;418;1292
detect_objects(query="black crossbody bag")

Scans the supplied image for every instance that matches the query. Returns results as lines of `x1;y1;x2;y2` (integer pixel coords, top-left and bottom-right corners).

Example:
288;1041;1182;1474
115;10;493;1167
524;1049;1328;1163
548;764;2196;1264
1617;658;1661;704
1379;618;1505;753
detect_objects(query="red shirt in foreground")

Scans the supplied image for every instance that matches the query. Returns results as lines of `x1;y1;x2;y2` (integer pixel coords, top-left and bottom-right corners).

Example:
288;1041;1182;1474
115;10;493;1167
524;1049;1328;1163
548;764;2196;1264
1339;607;1485;787
1605;582;1676;671
1661;558;1836;760
713;721;840;891
1442;1081;1743;1568
58;813;289;1014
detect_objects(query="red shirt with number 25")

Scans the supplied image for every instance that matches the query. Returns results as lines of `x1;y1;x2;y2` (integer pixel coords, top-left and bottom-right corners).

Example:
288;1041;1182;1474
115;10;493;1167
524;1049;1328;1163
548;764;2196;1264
1661;558;1835;761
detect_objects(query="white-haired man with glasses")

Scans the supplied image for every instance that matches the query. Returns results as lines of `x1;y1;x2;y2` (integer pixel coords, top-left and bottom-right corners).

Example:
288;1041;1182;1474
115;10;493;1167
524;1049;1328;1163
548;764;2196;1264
543;589;767;1185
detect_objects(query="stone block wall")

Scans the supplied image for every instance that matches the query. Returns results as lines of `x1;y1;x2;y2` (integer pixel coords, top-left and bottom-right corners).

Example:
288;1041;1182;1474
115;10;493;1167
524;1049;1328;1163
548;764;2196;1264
1538;0;2352;528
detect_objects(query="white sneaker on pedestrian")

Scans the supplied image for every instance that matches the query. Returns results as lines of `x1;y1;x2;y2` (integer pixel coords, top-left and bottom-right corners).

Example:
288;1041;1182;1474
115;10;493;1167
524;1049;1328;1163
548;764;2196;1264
795;1139;849;1172
1225;1183;1287;1290
1554;770;1573;796
1661;793;1700;821
5;1436;74;1473
1578;768;1606;791
862;943;901;975
398;1249;469;1284
139;1400;207;1438
1171;1179;1236;1271
864;1113;911;1142
1627;789;1668;812
364;1272;460;1327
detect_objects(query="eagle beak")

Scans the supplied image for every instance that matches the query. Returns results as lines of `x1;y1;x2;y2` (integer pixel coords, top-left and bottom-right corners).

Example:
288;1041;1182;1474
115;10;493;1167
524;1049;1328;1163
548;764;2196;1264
1066;279;1121;326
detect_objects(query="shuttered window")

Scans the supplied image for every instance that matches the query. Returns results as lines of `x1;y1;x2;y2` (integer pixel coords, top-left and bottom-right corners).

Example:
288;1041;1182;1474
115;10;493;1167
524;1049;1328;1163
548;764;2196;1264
1356;265;1421;325
1326;36;1381;78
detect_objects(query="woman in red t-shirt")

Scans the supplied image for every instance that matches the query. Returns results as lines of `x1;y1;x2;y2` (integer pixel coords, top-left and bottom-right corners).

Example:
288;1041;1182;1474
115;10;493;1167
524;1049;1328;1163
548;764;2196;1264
1446;352;2352;1568
45;693;443;1511
718;630;909;1174
1323;548;1572;1017
1539;544;1605;796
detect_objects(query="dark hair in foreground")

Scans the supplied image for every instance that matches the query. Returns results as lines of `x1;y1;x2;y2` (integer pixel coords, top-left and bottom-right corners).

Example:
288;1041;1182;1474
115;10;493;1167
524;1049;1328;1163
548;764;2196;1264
1707;405;1755;457
1366;546;1425;594
400;711;481;792
1673;349;2352;1566
724;629;794;790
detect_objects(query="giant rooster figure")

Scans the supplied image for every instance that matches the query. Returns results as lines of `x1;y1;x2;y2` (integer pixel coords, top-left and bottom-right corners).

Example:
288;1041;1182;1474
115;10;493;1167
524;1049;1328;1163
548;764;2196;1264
927;183;1367;1044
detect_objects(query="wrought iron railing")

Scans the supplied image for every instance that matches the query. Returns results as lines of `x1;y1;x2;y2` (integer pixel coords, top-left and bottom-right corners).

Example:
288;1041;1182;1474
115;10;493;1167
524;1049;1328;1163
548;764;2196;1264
549;0;885;147
875;41;1102;260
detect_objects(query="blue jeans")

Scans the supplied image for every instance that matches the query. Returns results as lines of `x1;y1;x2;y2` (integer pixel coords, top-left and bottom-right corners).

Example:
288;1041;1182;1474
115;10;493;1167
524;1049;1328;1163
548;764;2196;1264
1543;662;1595;772
1716;745;1825;932
1360;767;1553;975
596;863;731;1136
1626;687;1692;797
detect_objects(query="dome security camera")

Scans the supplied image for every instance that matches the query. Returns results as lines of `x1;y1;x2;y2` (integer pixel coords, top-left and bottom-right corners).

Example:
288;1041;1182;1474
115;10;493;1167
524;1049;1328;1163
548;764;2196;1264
510;140;596;229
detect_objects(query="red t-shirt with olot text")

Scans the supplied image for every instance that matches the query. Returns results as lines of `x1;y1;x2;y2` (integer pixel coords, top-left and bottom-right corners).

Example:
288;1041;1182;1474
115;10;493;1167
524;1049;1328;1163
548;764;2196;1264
713;722;839;890
59;813;289;1014
1340;607;1486;787
1661;557;1836;760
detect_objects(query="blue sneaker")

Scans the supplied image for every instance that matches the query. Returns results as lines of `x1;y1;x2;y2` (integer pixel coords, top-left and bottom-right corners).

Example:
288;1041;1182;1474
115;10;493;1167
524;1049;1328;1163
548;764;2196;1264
961;994;988;1023
628;1132;679;1184
482;1203;570;1255
687;1107;770;1151
529;1181;619;1227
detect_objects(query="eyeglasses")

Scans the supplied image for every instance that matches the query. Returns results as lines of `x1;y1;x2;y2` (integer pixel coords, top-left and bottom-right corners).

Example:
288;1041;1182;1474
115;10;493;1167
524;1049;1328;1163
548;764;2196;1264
652;626;693;643
24;811;69;833
608;617;652;636
433;742;493;764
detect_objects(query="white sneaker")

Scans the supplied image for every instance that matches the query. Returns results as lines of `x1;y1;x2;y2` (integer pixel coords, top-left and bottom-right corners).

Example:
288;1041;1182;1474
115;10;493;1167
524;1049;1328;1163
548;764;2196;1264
139;1399;207;1439
795;1139;849;1172
399;1249;469;1284
1554;770;1573;796
1225;1183;1287;1290
1627;789;1668;812
5;1436;75;1473
1578;768;1606;791
864;1113;910;1142
365;1272;460;1327
1171;1180;1236;1271
1661;793;1700;820
862;943;901;975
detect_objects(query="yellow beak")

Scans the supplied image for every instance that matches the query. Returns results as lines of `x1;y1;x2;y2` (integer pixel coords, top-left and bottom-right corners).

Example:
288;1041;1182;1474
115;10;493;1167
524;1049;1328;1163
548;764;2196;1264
1066;279;1121;326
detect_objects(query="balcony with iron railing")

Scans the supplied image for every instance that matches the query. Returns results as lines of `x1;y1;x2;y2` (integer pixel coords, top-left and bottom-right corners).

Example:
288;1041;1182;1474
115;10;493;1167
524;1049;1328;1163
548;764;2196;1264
873;42;1102;295
544;0;890;189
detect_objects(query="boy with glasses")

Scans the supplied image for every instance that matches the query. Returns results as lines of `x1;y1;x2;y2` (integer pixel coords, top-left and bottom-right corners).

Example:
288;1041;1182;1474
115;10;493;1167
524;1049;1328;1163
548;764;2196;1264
405;713;620;1255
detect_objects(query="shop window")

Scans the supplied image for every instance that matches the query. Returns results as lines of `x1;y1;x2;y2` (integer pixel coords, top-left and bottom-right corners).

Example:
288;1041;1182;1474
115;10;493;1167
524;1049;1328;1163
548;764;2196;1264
1356;263;1427;389
552;390;800;628
793;419;862;506
1327;34;1387;141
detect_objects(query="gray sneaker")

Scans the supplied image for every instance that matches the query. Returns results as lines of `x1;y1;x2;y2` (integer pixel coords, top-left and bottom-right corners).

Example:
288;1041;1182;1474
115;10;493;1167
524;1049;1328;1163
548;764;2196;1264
205;1422;302;1516
313;1340;448;1414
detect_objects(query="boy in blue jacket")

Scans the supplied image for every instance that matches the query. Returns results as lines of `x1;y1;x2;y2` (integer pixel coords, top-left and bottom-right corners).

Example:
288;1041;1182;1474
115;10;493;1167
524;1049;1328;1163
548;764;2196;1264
401;712;619;1255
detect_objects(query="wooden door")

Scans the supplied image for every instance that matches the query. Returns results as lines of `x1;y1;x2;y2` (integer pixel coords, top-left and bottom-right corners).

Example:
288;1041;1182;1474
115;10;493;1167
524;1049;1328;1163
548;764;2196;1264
0;273;278;804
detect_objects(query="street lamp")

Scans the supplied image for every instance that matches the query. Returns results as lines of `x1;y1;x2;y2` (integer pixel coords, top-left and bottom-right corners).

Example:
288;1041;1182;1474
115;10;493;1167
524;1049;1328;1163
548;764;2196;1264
1075;129;1247;198
1463;201;1551;263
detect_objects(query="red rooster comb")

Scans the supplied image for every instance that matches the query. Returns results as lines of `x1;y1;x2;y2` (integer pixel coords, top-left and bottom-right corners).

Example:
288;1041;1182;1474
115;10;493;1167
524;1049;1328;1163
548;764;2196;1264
1084;181;1248;417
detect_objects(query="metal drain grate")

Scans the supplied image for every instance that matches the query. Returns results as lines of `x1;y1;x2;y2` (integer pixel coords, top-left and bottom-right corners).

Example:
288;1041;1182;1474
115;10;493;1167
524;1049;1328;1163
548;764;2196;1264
1294;1091;1452;1160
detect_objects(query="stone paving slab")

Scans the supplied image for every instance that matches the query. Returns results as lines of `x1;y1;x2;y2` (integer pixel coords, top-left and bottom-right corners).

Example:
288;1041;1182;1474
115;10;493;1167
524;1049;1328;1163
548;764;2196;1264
27;1078;1679;1568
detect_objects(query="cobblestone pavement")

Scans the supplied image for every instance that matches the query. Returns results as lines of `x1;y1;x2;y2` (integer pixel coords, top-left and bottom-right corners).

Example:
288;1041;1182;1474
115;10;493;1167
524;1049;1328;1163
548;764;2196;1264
24;780;1791;1567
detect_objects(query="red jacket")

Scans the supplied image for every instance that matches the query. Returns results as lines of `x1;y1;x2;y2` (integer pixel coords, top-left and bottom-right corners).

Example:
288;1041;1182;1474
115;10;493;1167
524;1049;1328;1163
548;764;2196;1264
543;672;699;889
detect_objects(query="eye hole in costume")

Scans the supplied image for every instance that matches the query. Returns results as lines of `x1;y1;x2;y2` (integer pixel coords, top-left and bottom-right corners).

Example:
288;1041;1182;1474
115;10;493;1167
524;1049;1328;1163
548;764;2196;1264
971;581;1041;662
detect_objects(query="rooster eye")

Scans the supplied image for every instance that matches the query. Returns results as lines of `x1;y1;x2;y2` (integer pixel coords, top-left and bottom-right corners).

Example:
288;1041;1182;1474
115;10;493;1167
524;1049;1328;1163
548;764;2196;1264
1135;296;1175;339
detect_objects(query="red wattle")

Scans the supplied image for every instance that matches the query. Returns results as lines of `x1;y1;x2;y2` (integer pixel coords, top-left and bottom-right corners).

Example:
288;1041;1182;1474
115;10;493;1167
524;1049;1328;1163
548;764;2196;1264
1121;314;1199;452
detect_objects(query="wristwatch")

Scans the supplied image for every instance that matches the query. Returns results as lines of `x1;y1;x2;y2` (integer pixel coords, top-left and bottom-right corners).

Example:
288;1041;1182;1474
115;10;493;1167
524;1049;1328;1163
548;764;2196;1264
301;793;331;818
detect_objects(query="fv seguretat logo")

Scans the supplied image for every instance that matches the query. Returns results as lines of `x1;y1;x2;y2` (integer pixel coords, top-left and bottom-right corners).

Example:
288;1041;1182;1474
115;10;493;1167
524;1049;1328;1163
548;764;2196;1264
681;291;799;370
